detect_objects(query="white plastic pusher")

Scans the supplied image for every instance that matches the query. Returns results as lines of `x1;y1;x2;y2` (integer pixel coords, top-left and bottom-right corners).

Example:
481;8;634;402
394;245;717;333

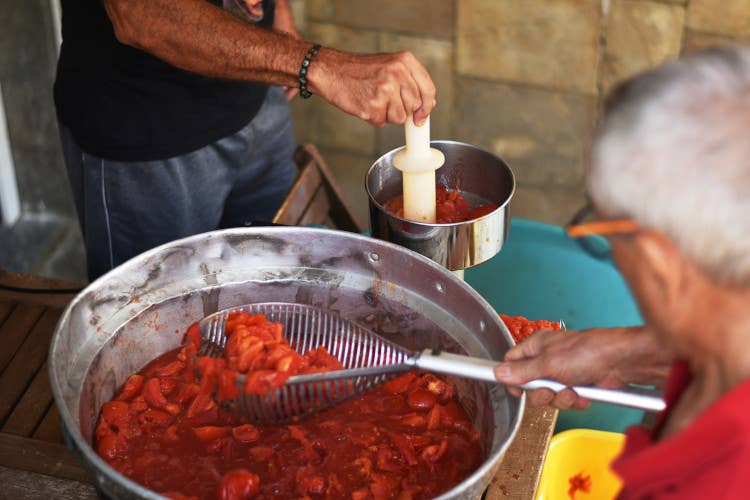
392;115;445;223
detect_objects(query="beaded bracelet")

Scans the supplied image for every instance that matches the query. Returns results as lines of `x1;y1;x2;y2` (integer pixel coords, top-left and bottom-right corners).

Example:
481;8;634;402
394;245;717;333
299;44;321;99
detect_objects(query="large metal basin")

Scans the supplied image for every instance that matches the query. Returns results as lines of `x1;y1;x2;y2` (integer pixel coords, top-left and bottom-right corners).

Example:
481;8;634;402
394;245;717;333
49;227;524;499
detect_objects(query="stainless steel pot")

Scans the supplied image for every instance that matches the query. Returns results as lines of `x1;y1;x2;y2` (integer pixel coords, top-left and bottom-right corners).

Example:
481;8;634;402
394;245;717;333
367;141;516;271
49;227;523;499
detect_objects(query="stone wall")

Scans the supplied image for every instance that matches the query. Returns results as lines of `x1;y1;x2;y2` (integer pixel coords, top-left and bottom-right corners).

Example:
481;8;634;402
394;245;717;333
289;0;750;226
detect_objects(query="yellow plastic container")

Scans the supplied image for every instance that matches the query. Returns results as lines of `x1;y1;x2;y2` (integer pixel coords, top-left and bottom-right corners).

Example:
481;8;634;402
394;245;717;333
536;429;625;500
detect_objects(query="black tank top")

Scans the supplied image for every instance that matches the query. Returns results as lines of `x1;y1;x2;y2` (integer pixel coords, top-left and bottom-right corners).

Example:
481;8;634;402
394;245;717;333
54;0;275;161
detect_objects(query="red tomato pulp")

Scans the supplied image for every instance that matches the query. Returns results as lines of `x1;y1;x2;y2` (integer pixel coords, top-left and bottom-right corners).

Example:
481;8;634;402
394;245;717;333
95;314;483;499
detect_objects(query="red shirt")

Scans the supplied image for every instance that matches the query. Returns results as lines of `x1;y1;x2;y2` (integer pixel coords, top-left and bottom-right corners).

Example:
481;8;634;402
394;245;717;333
612;360;750;498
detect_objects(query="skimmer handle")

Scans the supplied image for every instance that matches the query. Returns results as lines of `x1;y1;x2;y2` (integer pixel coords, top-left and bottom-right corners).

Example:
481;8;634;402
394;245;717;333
415;350;498;381
520;379;666;412
415;350;665;412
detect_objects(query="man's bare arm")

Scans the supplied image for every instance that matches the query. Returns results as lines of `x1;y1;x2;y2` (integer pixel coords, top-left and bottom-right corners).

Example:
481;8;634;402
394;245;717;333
102;0;436;126
104;0;305;85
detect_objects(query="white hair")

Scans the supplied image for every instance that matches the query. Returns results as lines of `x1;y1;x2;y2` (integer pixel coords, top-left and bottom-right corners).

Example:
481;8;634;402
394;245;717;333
589;47;750;287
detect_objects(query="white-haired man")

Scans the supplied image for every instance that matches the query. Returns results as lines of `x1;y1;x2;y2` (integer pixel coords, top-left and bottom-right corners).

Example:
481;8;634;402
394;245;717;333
494;47;750;498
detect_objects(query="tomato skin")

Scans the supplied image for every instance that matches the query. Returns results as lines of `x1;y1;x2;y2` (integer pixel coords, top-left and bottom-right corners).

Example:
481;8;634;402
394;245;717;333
101;401;130;426
421;440;448;463
232;424;260;444
426;405;442;430
184;323;201;351
407;388;437;411
117;374;145;401
383;372;417;394
157;360;185;377
138;408;172;429
143;378;167;408
216;469;261;500
97;433;125;460
192;425;230;441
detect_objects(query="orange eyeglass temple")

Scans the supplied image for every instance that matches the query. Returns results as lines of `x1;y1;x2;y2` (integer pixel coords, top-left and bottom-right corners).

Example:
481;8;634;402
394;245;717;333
566;219;638;238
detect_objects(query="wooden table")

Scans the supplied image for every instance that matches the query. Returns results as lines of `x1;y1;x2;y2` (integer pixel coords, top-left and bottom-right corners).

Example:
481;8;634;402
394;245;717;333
0;269;557;499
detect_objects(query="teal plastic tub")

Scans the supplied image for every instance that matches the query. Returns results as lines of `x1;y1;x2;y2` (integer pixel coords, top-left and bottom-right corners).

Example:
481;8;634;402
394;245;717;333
465;218;645;433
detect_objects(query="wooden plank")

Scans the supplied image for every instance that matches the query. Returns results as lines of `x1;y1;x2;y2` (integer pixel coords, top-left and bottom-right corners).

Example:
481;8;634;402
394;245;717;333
273;160;323;226
0;432;93;484
0;465;98;500
0;270;82;308
3;361;53;437
0;302;45;374
33;404;63;444
298;187;332;227
0;300;14;327
0;308;61;423
303;144;365;232
486;405;558;499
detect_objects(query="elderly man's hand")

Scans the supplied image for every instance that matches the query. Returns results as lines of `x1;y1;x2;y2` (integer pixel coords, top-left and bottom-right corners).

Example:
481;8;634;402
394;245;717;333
493;326;671;411
309;49;436;127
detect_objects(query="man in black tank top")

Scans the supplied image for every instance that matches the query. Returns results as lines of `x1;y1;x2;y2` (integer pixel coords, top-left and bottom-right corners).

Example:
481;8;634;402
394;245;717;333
55;0;436;281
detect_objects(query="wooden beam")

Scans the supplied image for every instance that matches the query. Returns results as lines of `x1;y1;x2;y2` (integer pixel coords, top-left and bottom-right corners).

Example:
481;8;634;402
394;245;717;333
273;159;323;226
0;302;45;373
298;187;332;227
485;405;557;499
0;301;14;326
3;361;53;437
0;270;82;308
0;432;93;484
0;465;98;500
0;308;60;423
33;404;63;444
300;145;365;233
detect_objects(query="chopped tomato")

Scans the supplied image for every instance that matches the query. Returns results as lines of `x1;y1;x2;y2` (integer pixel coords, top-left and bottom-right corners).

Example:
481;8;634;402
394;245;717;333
386;185;498;223
500;313;563;343
117;374;145;401
192;426;230;441
216;469;260;500
95;314;484;499
568;472;592;499
231;424;260;444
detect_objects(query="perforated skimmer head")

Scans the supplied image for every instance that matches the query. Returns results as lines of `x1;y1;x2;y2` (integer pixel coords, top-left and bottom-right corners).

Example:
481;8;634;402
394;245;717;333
198;302;418;425
199;303;667;425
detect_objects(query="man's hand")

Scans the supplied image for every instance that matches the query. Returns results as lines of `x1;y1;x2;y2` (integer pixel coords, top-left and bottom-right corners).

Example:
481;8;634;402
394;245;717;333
308;49;436;127
493;326;672;410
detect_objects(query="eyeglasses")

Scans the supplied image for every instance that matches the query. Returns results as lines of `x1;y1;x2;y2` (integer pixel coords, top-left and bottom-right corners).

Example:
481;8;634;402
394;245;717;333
565;201;638;260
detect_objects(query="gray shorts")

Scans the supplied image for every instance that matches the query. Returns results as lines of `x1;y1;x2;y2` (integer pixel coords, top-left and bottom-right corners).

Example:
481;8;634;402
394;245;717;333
61;86;298;281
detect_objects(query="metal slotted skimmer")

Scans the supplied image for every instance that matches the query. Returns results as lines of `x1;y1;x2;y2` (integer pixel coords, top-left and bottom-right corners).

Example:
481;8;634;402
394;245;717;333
199;302;665;425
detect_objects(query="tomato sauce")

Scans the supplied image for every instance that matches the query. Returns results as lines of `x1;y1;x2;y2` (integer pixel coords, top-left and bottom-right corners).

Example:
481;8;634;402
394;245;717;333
385;186;497;223
95;314;483;499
